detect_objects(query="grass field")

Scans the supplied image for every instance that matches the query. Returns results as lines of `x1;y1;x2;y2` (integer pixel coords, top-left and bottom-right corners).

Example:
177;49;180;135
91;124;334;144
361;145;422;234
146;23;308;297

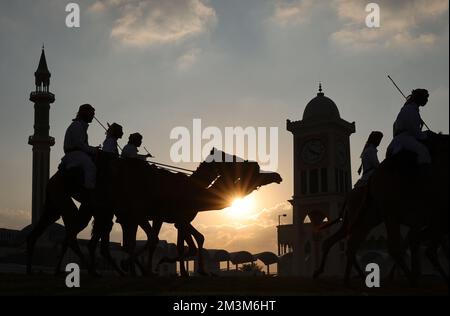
0;273;448;296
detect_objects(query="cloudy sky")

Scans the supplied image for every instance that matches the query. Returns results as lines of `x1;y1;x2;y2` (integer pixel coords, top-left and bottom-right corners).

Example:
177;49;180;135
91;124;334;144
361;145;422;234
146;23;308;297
0;0;448;255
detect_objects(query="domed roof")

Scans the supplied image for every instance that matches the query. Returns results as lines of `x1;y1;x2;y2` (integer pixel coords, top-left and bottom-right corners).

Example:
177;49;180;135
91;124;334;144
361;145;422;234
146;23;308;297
303;84;340;121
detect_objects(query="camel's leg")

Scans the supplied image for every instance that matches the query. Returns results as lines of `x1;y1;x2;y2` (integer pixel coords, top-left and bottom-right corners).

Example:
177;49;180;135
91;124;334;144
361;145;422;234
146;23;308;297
385;220;414;286
88;210;122;276
26;202;60;275
177;226;188;277
344;224;371;285
86;203;113;272
183;233;197;274
408;229;423;284
156;224;191;276
128;223;139;276
131;220;154;274
141;220;161;275
54;199;85;274
121;222;138;276
135;220;154;257
54;238;69;276
344;240;359;285
97;218;124;276
352;257;365;281
388;264;397;281
313;223;348;279
187;224;207;276
87;218;103;275
388;228;418;283
441;238;449;261
55;231;91;276
425;240;449;285
156;228;197;271
56;203;93;275
184;233;198;257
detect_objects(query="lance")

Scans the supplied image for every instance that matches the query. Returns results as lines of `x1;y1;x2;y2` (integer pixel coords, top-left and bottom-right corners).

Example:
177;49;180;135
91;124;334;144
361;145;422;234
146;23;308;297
93;116;194;174
387;75;432;131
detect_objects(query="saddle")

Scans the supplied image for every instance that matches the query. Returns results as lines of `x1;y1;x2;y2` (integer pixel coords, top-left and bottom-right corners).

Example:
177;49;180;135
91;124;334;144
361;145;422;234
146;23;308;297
390;150;418;172
60;166;86;200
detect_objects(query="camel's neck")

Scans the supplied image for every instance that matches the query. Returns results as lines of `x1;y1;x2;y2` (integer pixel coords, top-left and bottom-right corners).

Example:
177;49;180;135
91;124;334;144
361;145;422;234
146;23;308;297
192;177;234;211
189;167;219;188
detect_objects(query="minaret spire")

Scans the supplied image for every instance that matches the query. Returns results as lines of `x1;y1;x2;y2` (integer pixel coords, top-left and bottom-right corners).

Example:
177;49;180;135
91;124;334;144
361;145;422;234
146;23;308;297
318;82;324;96
35;47;51;92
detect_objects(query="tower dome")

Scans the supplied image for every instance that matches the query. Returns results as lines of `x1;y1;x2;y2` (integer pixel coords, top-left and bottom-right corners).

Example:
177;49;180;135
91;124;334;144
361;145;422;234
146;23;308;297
302;83;340;121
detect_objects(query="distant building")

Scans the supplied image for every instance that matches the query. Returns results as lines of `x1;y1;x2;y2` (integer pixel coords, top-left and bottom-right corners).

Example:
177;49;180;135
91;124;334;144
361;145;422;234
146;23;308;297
0;229;20;247
280;83;355;276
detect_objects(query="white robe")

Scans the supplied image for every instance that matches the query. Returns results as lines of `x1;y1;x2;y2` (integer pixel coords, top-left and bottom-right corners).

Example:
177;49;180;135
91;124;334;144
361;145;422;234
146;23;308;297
387;102;431;164
354;144;379;187
59;120;97;189
102;136;119;156
121;144;147;160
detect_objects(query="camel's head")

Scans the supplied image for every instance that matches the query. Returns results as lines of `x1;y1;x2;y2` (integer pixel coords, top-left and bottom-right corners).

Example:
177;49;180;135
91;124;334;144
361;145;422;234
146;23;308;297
202;148;283;199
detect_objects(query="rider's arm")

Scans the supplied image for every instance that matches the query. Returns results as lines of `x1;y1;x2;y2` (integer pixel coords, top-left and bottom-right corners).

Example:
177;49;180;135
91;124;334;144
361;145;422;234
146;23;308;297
366;147;380;169
137;154;150;161
405;107;427;140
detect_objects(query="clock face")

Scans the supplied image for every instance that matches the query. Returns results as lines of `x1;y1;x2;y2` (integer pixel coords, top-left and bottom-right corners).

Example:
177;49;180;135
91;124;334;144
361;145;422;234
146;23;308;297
336;141;346;166
301;139;325;164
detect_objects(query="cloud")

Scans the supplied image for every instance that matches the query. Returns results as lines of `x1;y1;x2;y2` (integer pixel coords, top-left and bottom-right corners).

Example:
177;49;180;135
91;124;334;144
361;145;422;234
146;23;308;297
176;48;201;71
271;0;449;52
198;224;279;254
247;201;292;227
271;0;316;26
88;1;107;13
330;0;449;52
0;209;30;230
89;0;217;47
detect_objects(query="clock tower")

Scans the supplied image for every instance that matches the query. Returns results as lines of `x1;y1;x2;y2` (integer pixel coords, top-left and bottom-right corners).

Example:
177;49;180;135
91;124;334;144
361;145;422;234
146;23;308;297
286;84;355;276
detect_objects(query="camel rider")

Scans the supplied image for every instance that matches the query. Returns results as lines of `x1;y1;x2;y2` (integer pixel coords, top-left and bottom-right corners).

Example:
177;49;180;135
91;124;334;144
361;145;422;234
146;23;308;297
121;133;152;160
341;131;384;230
102;123;123;157
387;89;432;172
354;131;383;188
59;104;99;190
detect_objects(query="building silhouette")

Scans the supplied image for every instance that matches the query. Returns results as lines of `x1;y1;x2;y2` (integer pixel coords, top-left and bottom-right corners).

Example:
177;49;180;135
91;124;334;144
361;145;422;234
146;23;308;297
28;46;55;225
279;84;355;276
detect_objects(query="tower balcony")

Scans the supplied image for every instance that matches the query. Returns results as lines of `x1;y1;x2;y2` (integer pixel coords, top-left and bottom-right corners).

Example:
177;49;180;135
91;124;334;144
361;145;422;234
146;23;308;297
28;135;55;147
29;91;55;103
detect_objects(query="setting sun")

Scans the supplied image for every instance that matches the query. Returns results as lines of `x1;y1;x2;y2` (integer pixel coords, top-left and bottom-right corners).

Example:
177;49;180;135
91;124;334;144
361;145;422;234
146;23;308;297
226;195;255;218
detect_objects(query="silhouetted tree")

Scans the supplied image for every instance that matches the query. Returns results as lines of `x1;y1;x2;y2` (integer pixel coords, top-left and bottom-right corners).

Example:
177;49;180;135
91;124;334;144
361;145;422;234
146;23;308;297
240;262;263;275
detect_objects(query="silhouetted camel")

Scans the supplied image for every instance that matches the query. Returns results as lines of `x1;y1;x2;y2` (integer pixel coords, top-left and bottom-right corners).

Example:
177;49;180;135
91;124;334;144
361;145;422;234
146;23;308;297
111;148;282;276
27;149;282;277
313;132;449;286
26;152;125;275
27;150;216;276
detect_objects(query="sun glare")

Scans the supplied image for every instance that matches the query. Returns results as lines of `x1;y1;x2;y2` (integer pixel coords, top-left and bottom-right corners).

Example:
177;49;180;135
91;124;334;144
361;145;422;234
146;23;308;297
226;195;255;218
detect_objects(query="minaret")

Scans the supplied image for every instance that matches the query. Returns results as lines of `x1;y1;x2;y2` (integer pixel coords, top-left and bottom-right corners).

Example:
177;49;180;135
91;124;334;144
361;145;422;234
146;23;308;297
28;46;55;225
